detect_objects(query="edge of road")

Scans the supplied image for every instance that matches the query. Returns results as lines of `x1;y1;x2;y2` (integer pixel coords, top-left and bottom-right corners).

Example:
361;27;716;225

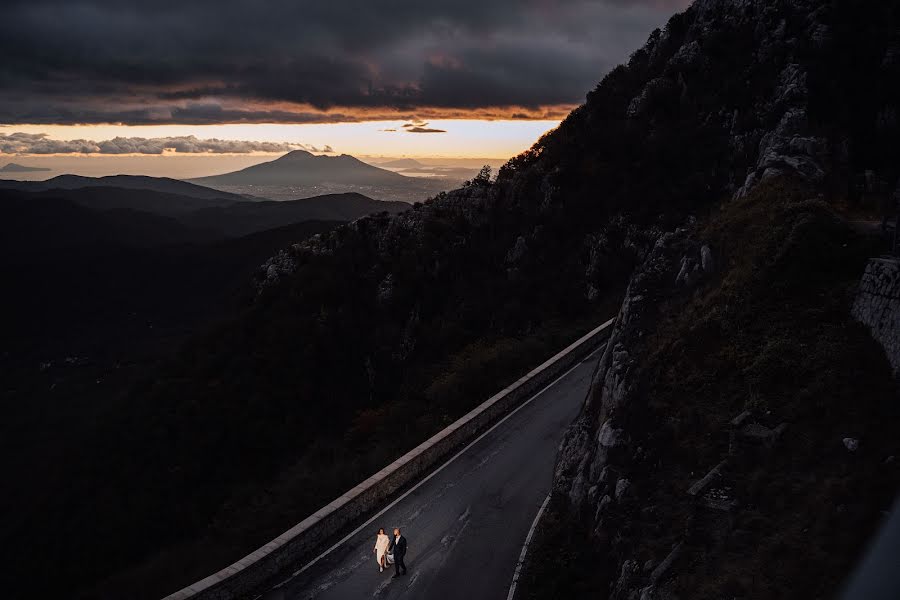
162;316;615;600
506;493;551;600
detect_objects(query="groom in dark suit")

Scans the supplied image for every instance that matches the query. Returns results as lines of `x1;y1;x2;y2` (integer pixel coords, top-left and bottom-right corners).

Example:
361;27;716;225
390;527;408;577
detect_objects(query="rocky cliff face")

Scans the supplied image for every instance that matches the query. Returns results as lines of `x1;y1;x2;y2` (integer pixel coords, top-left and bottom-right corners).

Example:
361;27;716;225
556;227;712;513
533;176;900;600
643;0;835;198
524;1;900;596
552;226;714;600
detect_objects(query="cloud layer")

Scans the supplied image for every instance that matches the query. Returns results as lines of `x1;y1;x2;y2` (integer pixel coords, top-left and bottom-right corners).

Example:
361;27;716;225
400;121;446;133
0;0;691;125
0;133;331;155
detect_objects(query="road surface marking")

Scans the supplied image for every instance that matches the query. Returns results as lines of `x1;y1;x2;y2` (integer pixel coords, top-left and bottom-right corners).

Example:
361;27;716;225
506;493;551;600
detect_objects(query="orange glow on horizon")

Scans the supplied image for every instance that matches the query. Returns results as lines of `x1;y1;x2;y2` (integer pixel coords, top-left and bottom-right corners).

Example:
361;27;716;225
1;118;566;160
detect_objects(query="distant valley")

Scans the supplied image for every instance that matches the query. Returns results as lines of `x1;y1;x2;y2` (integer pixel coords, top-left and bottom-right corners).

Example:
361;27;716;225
369;157;504;183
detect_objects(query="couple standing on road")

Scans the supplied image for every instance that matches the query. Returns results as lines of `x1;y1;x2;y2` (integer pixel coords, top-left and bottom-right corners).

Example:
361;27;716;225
373;527;408;577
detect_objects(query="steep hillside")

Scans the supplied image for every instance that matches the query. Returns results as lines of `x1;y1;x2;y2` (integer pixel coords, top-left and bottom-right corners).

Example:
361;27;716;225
520;178;899;600
0;216;343;600
5;0;898;598
512;0;900;595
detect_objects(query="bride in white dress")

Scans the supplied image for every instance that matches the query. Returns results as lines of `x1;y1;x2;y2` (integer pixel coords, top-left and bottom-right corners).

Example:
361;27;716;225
373;528;391;572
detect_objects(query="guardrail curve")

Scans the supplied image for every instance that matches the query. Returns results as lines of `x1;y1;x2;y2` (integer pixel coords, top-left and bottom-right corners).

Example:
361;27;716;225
163;317;615;600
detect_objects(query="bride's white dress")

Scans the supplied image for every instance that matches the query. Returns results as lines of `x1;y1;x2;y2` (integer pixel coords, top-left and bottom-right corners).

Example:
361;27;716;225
374;533;391;568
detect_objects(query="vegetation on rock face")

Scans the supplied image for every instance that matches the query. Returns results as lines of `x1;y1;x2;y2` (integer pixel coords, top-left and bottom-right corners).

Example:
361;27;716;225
515;0;900;595
520;178;900;600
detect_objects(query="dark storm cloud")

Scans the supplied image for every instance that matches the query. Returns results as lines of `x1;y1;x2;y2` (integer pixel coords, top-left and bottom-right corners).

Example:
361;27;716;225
0;133;328;154
0;0;692;125
400;120;446;133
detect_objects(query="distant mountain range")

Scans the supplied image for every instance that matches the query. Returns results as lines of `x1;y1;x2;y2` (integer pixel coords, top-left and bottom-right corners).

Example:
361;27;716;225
0;162;51;173
186;150;452;203
190;150;409;187
0;174;253;202
0;175;408;239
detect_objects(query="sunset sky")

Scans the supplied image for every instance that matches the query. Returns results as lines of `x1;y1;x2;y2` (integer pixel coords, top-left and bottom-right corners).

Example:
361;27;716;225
0;0;691;175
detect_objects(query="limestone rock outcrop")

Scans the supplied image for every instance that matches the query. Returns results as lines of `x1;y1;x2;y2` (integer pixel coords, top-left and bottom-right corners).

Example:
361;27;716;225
554;228;714;600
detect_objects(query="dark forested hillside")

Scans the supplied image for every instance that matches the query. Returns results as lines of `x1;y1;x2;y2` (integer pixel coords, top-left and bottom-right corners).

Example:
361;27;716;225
4;0;899;598
0;173;253;202
0;186;403;240
521;177;899;600
179;192;409;237
0;196;342;600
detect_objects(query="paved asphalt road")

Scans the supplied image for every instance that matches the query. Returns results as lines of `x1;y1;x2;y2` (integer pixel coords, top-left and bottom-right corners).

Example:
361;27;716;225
260;344;602;600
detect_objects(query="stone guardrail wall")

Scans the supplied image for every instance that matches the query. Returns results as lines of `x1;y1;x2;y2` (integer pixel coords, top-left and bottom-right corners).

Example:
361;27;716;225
852;256;900;375
164;317;615;600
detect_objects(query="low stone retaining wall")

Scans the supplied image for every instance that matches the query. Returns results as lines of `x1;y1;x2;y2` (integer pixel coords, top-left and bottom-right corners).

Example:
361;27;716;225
163;317;615;600
852;256;900;375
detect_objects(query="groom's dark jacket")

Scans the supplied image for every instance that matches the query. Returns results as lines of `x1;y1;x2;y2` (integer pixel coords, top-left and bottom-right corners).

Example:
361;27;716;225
390;535;407;557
